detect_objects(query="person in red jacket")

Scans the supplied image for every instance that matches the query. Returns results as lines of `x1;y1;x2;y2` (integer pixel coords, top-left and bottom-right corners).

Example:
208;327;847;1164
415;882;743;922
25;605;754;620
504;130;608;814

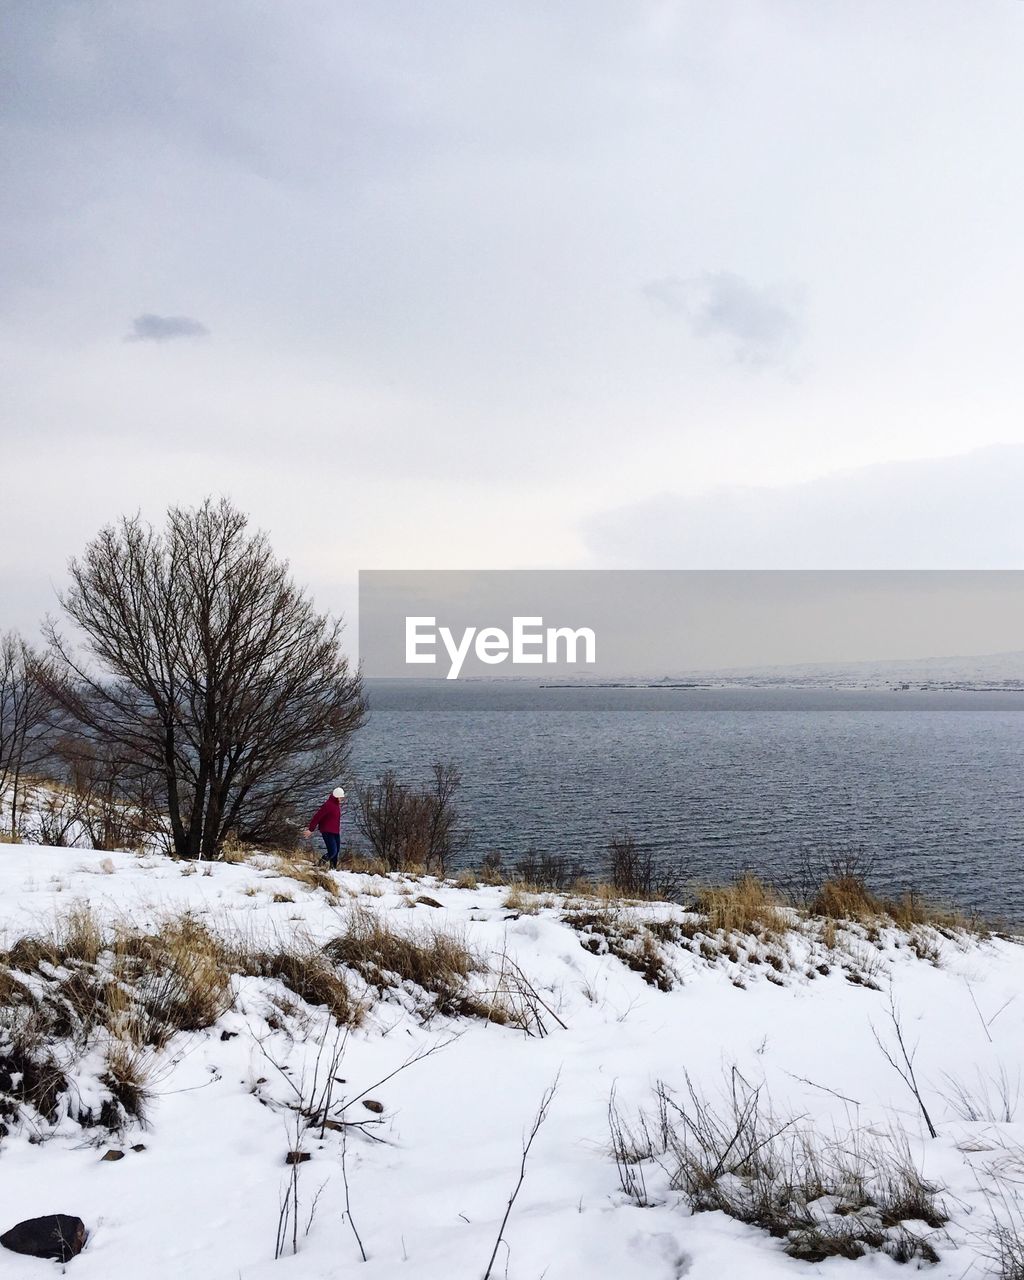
304;786;346;868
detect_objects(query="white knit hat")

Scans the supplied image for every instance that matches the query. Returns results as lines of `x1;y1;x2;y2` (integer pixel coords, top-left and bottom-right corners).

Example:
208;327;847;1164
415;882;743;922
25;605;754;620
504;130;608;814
332;787;345;799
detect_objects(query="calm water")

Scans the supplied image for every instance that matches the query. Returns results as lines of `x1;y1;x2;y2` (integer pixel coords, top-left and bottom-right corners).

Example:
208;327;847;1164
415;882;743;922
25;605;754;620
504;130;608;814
348;682;1024;922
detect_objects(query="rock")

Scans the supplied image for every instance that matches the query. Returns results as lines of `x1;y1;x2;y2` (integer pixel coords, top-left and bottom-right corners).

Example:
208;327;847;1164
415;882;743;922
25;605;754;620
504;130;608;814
131;1143;147;1153
361;1099;384;1114
1;1215;87;1262
415;895;444;908
219;1030;238;1041
101;1149;124;1161
285;1151;311;1165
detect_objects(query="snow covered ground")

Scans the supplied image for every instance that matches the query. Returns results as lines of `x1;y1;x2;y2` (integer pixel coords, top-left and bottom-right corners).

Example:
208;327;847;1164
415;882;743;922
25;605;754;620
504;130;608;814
1;845;1024;1279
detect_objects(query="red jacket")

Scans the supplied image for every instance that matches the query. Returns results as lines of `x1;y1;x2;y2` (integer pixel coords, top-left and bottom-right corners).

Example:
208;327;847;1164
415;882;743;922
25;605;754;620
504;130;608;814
308;795;343;835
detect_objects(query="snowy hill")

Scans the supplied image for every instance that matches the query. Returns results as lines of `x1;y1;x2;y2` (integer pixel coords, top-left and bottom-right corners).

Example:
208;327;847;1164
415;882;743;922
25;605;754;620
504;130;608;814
1;846;1023;1278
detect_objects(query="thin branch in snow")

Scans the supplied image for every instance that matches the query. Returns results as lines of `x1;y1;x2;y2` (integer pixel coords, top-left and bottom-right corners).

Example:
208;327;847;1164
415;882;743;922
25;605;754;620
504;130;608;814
871;989;938;1139
482;1073;560;1280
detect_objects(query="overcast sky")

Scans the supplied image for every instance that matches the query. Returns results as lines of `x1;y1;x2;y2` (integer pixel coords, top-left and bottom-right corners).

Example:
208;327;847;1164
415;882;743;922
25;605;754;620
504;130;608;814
3;1;1024;639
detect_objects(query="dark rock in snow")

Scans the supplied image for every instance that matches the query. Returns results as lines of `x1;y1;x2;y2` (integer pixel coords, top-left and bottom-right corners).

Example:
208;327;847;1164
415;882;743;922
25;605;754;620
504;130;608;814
132;1143;147;1152
101;1149;125;1161
219;1030;238;1041
415;895;444;908
361;1099;384;1114
1;1214;87;1262
285;1151;311;1165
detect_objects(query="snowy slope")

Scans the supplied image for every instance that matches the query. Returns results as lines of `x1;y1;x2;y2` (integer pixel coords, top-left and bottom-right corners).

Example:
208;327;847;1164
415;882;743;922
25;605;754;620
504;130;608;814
1;847;1023;1279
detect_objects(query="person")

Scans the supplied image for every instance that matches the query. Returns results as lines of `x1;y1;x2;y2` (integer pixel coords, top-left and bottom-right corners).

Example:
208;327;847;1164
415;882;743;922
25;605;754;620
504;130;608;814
304;786;346;868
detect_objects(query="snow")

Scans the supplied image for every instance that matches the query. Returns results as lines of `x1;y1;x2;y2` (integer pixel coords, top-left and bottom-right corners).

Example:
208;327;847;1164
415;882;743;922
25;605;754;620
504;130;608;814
1;845;1023;1278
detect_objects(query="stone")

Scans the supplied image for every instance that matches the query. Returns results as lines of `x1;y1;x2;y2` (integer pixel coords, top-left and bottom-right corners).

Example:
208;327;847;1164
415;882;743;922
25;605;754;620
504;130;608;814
415;895;444;908
1;1215;87;1262
131;1143;147;1153
285;1151;311;1165
101;1149;125;1161
361;1099;384;1114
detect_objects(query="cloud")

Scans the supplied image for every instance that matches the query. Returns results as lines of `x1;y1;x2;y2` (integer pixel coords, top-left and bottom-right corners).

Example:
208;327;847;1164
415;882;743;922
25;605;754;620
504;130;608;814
584;445;1024;569
126;314;210;343
643;271;802;366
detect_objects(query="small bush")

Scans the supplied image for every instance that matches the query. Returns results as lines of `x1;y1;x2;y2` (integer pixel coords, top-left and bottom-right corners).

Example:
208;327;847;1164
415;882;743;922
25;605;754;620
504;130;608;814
353;762;466;875
607;835;685;902
514;850;584;892
647;1070;947;1265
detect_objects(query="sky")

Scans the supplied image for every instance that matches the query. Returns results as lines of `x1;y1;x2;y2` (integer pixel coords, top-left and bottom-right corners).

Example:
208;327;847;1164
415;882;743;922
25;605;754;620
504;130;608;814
3;1;1024;642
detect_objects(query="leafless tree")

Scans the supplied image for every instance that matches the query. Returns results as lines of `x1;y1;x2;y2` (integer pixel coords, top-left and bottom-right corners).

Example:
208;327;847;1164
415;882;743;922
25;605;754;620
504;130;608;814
354;762;465;874
0;631;59;836
41;498;365;859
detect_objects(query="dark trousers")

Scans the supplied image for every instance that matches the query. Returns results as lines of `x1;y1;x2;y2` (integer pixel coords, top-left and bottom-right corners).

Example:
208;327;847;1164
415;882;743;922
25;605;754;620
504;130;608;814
320;831;341;868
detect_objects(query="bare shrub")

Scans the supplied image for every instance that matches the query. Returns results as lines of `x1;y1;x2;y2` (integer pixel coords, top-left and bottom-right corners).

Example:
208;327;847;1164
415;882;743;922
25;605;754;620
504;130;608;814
650;1069;946;1264
606;834;685;901
23;788;86;848
514;849;584;892
0;632;59;837
353;762;465;875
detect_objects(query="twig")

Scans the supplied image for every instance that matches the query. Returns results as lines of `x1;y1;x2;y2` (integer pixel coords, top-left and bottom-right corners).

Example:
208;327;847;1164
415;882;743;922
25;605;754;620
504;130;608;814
482;1074;560;1280
872;990;938;1139
341;1116;368;1262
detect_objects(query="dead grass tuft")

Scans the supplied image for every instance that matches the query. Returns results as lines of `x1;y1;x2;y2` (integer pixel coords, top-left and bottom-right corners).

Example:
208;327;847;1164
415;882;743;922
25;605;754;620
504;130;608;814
234;944;359;1027
271;852;339;898
693;875;786;937
327;908;481;1017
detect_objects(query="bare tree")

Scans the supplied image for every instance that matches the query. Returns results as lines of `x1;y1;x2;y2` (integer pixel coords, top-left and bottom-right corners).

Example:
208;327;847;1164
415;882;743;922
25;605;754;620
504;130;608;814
0;631;59;836
41;498;365;859
354;762;465;874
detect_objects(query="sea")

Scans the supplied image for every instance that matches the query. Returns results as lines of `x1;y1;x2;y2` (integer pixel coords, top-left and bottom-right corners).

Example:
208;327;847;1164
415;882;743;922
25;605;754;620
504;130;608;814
348;680;1024;923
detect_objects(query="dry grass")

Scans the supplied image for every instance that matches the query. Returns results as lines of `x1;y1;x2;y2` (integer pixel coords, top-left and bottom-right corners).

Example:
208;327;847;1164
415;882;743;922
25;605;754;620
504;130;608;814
505;884;541;915
233;942;359;1027
454;868;479;890
271;852;340;898
565;905;678;991
693;874;786;937
326;908;482;1017
619;1071;947;1266
0;904;366;1139
346;854;390;877
807;874;986;937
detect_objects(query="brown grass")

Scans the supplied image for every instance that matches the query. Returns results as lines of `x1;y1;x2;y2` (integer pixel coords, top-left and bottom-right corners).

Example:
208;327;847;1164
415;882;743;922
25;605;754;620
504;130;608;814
271;852;340;898
233;943;359;1027
693;875;786;936
0;904;367;1138
327;908;481;1016
808;876;985;936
